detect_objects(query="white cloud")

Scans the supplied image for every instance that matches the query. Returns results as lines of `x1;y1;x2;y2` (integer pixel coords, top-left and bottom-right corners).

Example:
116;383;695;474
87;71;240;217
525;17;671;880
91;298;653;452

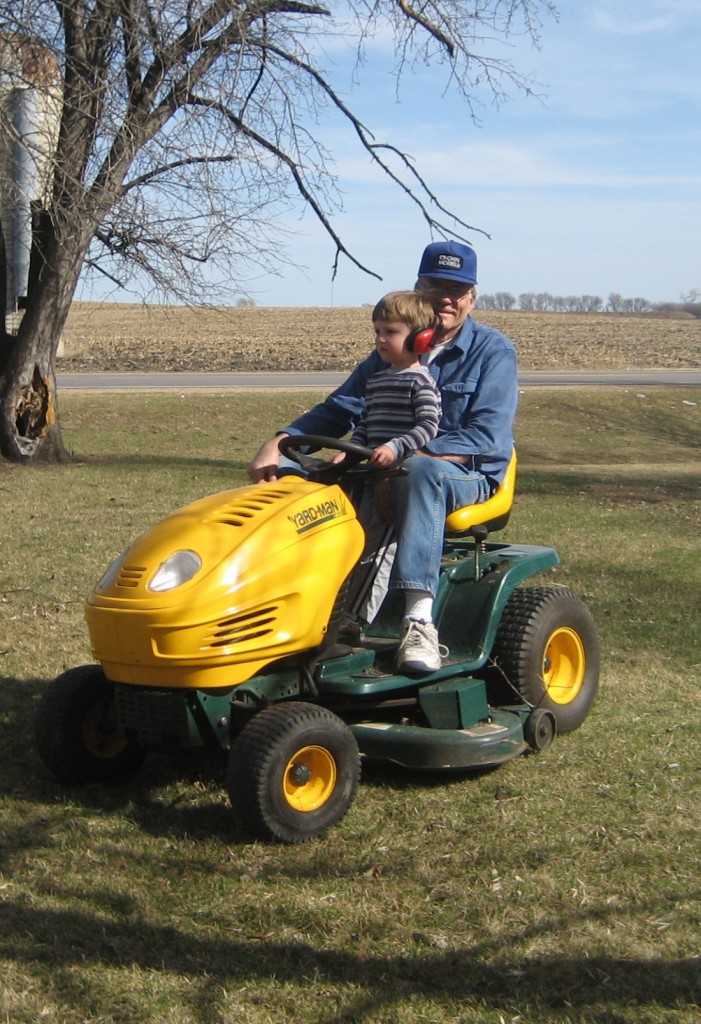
586;0;701;35
590;11;674;36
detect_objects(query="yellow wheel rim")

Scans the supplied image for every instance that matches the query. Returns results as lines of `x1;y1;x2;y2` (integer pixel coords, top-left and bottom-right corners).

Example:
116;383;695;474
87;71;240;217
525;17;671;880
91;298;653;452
283;745;337;812
542;627;586;704
83;701;129;759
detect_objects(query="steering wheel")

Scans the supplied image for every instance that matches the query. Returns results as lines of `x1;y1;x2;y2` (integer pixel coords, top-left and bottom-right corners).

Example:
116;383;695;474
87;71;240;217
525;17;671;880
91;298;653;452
278;434;377;480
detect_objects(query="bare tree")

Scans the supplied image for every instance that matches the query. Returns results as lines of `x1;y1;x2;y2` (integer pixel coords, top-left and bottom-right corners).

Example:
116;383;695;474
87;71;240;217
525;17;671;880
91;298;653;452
626;297;652;314
0;0;556;462
493;290;516;311
581;294;602;313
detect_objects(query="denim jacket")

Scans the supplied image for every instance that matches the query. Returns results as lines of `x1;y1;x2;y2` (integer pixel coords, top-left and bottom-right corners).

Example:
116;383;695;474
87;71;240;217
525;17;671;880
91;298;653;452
282;316;518;485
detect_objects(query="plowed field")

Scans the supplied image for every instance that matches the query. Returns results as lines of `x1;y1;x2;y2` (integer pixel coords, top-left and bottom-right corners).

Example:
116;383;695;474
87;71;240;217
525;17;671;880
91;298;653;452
59;303;701;373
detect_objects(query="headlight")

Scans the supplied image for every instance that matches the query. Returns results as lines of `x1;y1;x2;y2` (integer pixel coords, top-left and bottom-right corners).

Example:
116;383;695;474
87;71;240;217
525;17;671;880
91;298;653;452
148;550;202;592
97;550;127;591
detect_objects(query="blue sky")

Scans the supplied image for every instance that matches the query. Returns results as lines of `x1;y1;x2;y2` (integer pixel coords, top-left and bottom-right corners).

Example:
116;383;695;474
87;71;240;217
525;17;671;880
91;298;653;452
246;0;701;308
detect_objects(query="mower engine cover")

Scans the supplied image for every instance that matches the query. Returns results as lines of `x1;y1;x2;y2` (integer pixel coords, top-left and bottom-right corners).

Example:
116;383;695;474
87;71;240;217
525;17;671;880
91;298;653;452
85;479;364;689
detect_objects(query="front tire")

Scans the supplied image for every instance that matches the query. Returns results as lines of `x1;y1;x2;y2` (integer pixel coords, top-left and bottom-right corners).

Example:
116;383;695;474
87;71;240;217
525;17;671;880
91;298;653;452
489;587;600;733
227;702;360;843
34;665;146;784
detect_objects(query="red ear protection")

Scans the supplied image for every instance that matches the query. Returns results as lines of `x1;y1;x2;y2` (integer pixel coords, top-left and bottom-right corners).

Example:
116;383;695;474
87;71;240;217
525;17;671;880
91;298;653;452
407;323;443;353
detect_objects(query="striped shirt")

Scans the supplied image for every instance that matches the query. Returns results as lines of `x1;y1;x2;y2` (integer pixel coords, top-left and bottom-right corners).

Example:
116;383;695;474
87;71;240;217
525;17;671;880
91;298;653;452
351;365;441;460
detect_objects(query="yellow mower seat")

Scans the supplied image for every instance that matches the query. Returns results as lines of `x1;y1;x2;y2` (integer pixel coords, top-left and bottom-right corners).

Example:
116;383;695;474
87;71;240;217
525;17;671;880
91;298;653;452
444;449;517;536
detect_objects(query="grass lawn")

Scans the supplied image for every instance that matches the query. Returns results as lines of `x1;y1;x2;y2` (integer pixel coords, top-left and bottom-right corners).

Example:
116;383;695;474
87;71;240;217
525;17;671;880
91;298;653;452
0;387;699;1024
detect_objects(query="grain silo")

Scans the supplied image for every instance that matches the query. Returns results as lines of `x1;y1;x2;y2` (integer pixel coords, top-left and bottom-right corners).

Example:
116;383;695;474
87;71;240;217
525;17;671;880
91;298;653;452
0;33;62;333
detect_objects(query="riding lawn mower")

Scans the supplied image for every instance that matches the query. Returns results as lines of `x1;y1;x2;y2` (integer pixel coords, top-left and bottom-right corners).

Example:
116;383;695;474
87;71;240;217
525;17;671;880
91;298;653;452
35;436;600;843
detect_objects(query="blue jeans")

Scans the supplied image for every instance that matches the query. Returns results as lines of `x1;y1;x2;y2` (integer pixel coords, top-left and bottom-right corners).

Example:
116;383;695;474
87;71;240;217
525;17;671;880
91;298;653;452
389;455;490;597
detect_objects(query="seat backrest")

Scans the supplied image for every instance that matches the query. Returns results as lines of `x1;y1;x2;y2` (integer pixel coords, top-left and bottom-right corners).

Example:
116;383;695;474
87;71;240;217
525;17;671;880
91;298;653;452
444;449;518;535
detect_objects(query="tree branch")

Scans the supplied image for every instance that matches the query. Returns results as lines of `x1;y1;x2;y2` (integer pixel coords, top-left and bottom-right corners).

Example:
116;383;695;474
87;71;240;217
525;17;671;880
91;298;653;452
394;0;455;57
186;93;382;281
261;41;483;242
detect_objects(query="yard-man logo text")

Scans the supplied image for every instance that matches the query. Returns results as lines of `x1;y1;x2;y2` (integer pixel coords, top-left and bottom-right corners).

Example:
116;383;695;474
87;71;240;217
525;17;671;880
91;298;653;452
288;497;347;533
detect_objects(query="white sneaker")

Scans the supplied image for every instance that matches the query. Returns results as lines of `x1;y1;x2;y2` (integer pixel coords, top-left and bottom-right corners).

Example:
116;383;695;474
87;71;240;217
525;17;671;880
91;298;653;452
396;619;447;674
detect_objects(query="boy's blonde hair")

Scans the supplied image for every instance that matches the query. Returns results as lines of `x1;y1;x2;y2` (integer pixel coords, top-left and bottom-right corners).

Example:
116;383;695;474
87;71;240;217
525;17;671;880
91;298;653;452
372;290;438;332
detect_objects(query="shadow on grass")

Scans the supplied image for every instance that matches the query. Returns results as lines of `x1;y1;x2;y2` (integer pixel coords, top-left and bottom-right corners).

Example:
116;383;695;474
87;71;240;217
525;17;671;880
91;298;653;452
0;883;698;1023
0;673;244;838
3;679;700;1021
70;452;250;473
517;466;700;502
359;757;500;791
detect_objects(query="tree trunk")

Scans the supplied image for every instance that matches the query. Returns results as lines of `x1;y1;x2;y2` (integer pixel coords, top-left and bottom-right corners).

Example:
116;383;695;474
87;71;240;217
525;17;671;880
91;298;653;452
0;223;83;464
0;337;68;462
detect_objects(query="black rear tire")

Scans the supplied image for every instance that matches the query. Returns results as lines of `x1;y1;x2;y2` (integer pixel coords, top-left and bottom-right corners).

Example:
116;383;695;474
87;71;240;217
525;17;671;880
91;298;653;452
488;587;600;733
227;702;360;843
35;665;146;785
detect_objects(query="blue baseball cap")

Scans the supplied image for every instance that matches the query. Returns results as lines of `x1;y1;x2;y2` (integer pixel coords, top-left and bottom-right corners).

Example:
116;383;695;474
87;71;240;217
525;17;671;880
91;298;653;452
417;241;477;285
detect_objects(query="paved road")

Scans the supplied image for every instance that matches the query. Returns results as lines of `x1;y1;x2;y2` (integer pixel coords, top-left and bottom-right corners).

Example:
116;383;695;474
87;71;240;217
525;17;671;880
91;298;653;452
57;369;701;391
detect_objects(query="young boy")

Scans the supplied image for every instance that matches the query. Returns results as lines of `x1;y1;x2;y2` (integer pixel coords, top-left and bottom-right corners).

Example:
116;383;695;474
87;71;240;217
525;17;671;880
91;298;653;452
341;290;442;638
349;290;442;464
